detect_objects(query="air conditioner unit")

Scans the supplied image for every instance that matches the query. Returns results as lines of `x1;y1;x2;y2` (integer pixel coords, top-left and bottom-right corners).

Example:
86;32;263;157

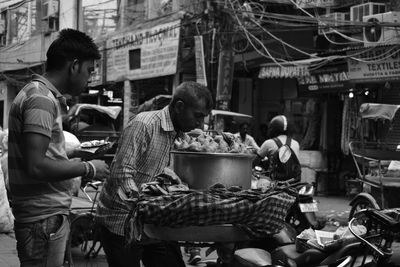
350;2;386;22
318;12;349;35
363;11;400;47
42;0;59;19
43;17;59;35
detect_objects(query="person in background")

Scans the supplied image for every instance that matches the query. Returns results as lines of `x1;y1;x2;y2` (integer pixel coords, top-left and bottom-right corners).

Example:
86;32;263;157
8;29;110;266
96;81;213;267
254;115;300;171
234;122;260;151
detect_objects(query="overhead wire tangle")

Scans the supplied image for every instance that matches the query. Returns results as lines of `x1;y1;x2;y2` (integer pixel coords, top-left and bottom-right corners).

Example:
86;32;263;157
248;15;319;59
288;0;368;44
226;0;331;69
227;0;288;68
349;46;400;63
229;1;321;68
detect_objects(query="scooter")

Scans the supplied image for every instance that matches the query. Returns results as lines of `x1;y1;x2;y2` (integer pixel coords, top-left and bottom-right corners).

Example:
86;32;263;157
252;166;325;234
232;248;354;267
231;222;360;267
285;182;325;234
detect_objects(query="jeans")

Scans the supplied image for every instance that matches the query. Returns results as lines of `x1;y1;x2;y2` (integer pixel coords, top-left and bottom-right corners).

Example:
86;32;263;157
100;225;185;267
14;214;70;267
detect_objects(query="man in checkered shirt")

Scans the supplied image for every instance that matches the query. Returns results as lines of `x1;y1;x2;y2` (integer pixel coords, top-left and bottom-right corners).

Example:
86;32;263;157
96;81;213;267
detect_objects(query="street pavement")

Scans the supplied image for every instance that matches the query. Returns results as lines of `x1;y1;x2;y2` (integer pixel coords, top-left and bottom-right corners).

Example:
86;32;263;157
0;194;398;266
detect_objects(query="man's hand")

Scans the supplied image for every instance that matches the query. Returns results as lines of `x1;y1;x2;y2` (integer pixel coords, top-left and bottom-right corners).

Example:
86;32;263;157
88;159;110;181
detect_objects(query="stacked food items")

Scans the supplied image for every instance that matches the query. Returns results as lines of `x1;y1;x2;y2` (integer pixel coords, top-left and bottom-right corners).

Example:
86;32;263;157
174;130;253;154
80;139;110;148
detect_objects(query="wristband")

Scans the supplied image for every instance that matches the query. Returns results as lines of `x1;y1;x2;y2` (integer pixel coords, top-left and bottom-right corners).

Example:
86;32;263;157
82;161;90;177
87;161;97;179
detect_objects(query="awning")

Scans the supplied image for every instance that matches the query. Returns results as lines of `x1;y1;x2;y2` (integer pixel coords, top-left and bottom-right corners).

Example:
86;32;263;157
258;58;324;79
360;103;400;121
68;104;122;120
211;110;253;119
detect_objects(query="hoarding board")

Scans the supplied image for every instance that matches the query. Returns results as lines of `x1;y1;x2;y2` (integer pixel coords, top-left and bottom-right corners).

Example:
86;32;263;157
298;62;349;94
295;0;336;8
106;20;181;81
347;47;400;83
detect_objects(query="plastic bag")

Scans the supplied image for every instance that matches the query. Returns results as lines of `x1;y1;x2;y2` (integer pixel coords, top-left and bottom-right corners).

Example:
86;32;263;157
0;166;14;233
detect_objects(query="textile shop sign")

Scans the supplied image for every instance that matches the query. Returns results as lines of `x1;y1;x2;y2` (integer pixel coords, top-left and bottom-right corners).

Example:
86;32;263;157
194;35;207;86
347;47;400;83
106;20;181;81
295;0;336;8
298;63;349;94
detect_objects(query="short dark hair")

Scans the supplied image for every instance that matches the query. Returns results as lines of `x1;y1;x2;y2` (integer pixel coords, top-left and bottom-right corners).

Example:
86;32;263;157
171;81;213;110
46;29;101;71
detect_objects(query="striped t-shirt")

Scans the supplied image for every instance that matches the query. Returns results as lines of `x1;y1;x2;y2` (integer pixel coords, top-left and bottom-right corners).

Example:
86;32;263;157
8;74;73;223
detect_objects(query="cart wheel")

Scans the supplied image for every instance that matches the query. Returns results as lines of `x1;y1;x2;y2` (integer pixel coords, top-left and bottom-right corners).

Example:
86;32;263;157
349;198;378;220
70;213;95;248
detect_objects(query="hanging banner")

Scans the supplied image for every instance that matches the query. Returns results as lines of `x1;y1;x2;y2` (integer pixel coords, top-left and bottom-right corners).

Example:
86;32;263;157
194;35;207;86
295;0;336;8
298;62;349;94
106;20;181;81
216;49;234;103
347;47;400;83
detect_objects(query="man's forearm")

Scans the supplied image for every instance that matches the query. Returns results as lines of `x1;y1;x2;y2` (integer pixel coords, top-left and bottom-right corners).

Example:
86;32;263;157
30;157;86;182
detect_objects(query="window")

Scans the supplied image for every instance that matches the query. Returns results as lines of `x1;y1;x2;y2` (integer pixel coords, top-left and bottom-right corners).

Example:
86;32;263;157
82;0;118;39
129;49;141;70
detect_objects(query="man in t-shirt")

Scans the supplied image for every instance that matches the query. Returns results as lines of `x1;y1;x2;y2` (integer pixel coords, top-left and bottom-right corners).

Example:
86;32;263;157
234;122;260;151
8;29;110;266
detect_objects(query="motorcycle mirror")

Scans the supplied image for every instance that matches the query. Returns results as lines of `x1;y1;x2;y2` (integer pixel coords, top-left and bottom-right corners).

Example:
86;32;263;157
255;166;263;172
299;184;315;196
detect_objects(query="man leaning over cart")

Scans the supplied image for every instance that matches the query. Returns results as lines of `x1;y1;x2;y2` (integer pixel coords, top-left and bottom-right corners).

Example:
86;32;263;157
95;81;213;267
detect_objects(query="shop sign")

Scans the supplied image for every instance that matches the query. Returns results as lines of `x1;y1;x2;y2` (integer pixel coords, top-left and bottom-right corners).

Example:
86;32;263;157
259;64;310;79
106;20;181;81
298;63;349;93
295;0;336;8
347;47;400;83
194;35;207;86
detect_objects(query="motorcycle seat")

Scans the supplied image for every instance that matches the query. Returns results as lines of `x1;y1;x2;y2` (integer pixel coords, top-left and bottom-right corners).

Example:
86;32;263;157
272;244;327;266
233;248;272;267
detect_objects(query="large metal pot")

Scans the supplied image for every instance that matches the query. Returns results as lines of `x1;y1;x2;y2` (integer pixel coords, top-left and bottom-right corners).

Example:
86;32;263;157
171;151;255;190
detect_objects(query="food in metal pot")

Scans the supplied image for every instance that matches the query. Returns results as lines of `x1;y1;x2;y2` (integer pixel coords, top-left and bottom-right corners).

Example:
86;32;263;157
174;131;253;154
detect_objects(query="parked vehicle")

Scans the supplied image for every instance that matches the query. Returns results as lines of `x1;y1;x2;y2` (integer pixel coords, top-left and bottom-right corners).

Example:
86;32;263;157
233;207;400;267
232;220;356;267
64;103;122;163
285;182;325;234
65;180;103;267
348;103;400;219
252;166;324;235
348;208;400;267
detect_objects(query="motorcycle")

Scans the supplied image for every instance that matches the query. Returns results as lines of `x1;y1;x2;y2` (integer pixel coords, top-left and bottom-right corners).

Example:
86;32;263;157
252;166;325;234
285;182;325;234
231;221;356;267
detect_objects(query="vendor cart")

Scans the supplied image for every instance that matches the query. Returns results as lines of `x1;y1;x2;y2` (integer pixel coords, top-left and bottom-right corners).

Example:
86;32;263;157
348;103;400;219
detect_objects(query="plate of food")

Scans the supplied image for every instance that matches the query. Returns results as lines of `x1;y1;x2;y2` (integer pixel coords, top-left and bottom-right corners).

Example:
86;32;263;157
80;139;110;149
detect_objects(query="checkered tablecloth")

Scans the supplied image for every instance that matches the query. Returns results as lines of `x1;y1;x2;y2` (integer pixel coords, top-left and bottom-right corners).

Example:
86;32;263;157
125;184;296;243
